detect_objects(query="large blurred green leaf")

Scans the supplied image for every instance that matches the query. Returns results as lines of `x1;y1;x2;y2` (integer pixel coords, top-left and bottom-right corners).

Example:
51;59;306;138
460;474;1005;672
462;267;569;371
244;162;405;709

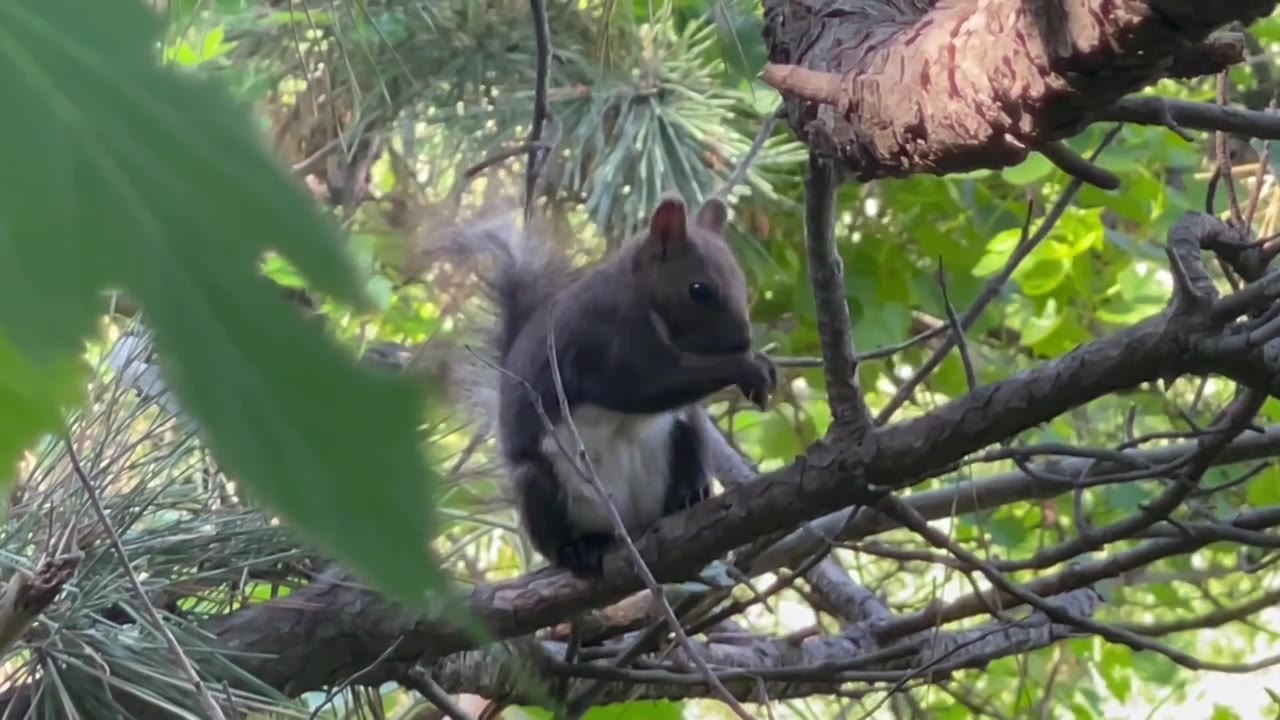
0;0;442;607
0;331;86;480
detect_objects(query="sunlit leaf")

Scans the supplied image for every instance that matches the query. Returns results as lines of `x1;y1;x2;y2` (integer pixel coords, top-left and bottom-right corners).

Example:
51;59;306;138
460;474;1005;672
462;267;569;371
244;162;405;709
971;227;1023;277
1014;255;1069;296
1001;152;1056;186
1211;705;1243;720
1246;465;1280;507
987;512;1031;549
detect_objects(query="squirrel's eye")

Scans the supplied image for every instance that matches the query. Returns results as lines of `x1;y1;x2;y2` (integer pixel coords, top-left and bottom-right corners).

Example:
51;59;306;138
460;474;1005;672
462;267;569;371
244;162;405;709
688;282;715;304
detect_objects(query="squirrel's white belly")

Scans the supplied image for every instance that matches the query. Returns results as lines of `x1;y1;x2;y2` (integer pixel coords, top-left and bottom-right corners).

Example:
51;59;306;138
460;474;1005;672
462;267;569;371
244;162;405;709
542;404;677;536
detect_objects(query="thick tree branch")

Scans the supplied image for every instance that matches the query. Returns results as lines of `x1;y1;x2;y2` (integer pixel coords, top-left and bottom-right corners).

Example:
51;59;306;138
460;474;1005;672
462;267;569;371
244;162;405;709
411;589;1099;706
750;423;1280;575
759;0;1275;180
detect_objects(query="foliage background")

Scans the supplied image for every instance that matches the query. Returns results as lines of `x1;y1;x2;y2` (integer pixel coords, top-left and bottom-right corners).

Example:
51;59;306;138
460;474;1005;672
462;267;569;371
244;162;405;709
6;0;1280;718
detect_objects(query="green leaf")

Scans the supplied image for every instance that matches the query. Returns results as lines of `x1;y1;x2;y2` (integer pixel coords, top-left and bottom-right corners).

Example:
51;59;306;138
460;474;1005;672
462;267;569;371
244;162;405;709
1132;650;1180;685
1100;481;1148;514
757;412;803;461
1099;644;1133;702
1016;298;1064;348
0;331;87;485
987;512;1031;549
365;276;396;312
1246;465;1280;507
1096;296;1164;326
0;0;444;607
1000;153;1055;186
1211;705;1242;720
1149;583;1188;611
1013;252;1069;296
853;301;911;356
971;227;1023;277
1069;702;1098;720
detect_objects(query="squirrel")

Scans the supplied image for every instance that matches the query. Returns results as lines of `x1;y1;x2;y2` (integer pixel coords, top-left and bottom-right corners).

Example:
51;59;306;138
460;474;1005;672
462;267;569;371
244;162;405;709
443;192;776;578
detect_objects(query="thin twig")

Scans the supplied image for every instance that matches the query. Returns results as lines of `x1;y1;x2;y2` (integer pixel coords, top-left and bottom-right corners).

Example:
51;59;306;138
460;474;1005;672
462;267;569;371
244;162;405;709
525;0;552;217
1100;95;1280;140
449;141;553;207
716;109;782;200
308;638;405;719
804;152;871;429
1038;141;1120;190
1246;140;1273;229
1117;586;1280;635
936;262;976;390
1216;70;1245;225
62;435;229;720
405;667;478;720
877;494;1280;673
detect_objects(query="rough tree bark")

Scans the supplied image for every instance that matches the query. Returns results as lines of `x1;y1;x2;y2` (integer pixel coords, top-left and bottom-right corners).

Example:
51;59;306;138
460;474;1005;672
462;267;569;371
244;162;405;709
760;0;1277;180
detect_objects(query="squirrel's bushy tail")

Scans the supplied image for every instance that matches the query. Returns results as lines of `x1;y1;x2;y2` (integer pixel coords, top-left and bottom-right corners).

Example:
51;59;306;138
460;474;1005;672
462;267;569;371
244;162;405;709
412;206;574;433
433;209;572;359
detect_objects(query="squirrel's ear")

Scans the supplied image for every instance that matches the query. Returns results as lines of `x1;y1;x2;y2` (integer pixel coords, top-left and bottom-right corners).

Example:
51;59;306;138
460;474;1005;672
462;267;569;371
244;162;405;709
645;195;689;261
694;197;728;236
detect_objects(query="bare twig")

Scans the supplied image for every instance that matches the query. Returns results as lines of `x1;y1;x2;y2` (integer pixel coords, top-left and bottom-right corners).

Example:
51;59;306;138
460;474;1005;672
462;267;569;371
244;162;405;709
525;0;552;216
308;639;405;720
1101;96;1280;140
804;152;871;430
877;494;1280;673
1038;141;1121;190
716;110;782;201
449;141;553;206
936;263;976;391
1118;586;1280;636
404;668;478;720
1245;134;1272;228
1215;71;1245;225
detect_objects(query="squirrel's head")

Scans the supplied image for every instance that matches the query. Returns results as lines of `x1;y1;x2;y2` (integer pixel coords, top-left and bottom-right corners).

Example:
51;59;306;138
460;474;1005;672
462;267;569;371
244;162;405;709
630;193;753;357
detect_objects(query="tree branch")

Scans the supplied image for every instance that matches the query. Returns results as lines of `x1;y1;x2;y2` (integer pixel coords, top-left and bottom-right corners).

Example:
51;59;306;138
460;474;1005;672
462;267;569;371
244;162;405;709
803;152;872;431
759;0;1275;180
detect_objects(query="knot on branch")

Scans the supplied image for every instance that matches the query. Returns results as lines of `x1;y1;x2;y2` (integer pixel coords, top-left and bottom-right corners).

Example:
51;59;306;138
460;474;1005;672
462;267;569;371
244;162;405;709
1166;212;1225;314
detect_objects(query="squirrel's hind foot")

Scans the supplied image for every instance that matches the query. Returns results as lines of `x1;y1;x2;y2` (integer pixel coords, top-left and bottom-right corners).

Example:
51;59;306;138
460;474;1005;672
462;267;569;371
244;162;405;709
556;533;614;579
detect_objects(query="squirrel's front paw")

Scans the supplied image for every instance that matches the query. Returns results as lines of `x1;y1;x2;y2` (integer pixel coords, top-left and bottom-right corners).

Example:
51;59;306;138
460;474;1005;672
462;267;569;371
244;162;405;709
738;351;777;410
